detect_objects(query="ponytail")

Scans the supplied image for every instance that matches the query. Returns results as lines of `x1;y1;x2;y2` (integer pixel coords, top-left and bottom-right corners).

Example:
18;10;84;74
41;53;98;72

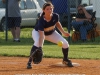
38;12;45;19
40;12;45;17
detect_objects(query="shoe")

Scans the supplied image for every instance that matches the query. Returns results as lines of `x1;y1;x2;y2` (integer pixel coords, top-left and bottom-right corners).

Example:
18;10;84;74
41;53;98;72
62;59;73;67
27;62;32;69
13;39;20;42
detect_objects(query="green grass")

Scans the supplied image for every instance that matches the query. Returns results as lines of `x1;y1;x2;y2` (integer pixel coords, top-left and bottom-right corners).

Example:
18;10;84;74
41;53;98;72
0;28;100;59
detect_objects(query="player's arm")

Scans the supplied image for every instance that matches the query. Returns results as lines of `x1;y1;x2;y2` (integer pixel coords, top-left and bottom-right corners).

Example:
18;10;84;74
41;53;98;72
56;21;70;37
56;21;65;34
38;30;45;47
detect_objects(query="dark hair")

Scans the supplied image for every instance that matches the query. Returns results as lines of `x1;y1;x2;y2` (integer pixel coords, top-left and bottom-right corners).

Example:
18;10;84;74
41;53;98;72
41;2;54;16
43;2;54;10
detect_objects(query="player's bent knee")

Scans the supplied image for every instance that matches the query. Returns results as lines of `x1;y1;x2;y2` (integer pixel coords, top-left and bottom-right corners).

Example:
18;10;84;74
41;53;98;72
62;41;69;48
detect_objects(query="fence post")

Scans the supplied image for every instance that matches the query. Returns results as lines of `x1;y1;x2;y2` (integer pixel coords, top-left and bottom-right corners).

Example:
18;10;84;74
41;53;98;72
5;0;8;41
67;0;71;43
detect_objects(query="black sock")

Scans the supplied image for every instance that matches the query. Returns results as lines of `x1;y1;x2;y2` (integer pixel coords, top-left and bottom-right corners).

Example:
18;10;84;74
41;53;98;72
62;48;69;61
28;45;38;63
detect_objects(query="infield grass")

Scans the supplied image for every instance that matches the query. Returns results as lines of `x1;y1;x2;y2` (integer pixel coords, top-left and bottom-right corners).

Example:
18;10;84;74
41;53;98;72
0;28;100;59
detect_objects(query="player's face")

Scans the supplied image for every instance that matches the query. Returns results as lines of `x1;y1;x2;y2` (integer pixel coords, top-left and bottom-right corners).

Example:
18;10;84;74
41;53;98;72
43;6;53;15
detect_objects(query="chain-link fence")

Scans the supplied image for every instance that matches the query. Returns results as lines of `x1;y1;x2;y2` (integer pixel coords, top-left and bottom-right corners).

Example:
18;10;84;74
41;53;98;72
46;0;100;43
0;0;100;43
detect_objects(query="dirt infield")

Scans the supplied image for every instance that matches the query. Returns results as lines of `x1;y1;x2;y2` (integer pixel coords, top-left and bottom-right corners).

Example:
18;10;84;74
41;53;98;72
0;57;100;75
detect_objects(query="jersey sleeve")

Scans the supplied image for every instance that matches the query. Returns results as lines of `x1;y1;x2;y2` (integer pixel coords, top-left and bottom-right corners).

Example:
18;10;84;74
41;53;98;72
37;18;44;31
56;13;59;22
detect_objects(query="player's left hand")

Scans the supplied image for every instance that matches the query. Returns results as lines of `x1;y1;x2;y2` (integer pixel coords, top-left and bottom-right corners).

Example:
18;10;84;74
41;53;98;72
63;32;70;37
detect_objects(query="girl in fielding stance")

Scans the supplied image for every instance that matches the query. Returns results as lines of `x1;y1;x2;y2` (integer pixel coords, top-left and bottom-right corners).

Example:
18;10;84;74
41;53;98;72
27;2;73;69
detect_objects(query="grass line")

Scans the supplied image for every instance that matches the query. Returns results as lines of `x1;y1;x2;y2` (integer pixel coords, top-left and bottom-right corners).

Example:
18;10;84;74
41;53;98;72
0;28;100;59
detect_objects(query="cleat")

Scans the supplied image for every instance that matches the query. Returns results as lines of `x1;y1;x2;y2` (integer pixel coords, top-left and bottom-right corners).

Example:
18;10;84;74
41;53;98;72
62;60;74;67
27;62;32;69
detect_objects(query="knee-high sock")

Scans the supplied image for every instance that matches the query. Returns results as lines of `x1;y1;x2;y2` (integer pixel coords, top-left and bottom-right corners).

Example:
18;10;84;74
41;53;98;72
28;45;38;63
62;48;69;61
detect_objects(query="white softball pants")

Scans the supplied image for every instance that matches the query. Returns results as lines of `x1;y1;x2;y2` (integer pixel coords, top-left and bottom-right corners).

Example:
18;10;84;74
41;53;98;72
32;29;69;48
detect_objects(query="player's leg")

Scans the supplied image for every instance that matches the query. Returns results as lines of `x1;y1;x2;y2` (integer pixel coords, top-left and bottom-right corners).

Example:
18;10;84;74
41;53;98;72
27;29;39;69
32;29;43;64
27;45;39;69
27;29;43;69
45;31;73;67
32;29;44;64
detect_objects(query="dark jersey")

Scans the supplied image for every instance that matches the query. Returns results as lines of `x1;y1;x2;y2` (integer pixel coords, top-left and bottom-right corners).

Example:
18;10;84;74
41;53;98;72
76;13;86;19
35;13;59;35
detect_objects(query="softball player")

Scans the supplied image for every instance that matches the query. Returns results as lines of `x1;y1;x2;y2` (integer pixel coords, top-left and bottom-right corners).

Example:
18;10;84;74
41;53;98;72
27;2;73;69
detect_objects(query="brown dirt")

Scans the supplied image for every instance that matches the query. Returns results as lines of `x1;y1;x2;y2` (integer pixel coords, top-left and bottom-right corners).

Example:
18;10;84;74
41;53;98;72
0;57;100;75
